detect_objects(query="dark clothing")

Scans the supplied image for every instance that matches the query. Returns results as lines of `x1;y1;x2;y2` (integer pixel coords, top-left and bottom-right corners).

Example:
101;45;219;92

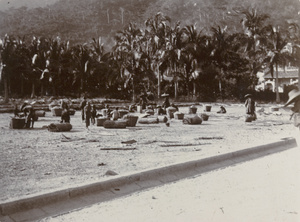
217;106;227;114
245;98;255;115
61;109;70;123
25;108;35;128
91;107;97;125
162;98;170;109
84;104;92;128
80;99;87;121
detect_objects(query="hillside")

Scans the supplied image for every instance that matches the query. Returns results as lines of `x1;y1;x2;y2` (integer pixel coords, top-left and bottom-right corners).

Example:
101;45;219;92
0;0;58;11
0;0;299;48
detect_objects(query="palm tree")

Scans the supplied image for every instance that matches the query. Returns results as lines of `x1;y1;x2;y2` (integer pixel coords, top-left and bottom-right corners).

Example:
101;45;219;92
265;27;288;103
0;35;21;102
113;22;145;102
145;12;171;98
239;8;271;90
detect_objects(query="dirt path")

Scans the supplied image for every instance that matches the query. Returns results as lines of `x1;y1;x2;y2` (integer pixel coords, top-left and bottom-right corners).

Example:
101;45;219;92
0;103;295;202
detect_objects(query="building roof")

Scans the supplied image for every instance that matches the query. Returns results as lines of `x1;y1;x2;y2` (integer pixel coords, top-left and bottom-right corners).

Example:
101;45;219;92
264;68;299;79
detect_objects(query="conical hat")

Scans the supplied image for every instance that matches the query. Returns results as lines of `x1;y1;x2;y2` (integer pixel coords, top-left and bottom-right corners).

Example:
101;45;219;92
284;89;300;107
244;94;252;98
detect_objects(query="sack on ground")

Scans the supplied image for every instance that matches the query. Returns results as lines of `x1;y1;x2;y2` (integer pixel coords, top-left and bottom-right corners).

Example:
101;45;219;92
183;115;202;125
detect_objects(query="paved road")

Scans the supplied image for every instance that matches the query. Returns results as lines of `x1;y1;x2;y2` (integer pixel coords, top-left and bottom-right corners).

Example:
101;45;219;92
43;147;300;222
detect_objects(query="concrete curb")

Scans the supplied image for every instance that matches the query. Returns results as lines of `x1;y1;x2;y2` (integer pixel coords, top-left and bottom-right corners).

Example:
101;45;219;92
0;137;297;220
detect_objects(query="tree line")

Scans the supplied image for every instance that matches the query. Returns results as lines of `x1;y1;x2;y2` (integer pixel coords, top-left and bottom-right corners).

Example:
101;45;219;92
0;9;299;103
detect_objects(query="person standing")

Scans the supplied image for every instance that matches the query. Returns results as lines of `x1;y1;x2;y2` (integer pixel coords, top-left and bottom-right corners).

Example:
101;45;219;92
91;105;97;125
111;107;120;121
80;96;87;122
84;102;92;129
244;94;256;120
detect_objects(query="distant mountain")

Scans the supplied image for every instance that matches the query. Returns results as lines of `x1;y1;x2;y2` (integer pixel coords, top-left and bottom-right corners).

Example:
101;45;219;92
0;0;299;48
0;0;59;11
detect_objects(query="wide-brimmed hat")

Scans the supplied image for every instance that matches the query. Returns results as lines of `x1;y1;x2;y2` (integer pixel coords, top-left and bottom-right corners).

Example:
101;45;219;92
244;94;252;98
284;89;300;107
161;93;169;97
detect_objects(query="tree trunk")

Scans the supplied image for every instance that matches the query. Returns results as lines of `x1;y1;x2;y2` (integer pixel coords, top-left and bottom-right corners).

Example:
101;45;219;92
174;81;178;100
157;66;161;98
4;77;9;103
31;81;35;99
132;77;136;103
298;65;300;90
275;63;280;103
219;80;223;102
193;81;196;97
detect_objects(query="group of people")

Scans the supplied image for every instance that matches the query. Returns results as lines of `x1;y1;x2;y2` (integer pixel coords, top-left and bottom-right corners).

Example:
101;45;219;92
80;97;100;129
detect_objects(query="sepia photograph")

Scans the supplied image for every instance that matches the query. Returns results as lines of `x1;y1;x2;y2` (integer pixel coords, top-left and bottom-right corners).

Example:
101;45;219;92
0;0;299;221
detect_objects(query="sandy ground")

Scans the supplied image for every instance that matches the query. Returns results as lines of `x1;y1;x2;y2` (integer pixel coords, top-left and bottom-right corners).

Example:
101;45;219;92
42;144;300;222
0;103;296;203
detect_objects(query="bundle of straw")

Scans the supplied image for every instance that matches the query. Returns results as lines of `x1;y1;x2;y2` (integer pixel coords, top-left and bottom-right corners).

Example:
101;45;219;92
138;117;159;124
103;120;127;129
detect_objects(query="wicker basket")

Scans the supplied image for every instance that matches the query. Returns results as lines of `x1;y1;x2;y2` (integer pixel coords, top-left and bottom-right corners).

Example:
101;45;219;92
10;118;25;129
68;109;76;115
103;120;127;129
51;107;63;116
174;112;184;120
48;123;72;132
189;106;197;114
119;110;129;118
205;105;212;112
123;115;139;127
201;113;209;121
245;114;253;122
97;117;109;126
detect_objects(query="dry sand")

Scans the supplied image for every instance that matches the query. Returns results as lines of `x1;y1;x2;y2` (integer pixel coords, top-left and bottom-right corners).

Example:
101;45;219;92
0;103;295;203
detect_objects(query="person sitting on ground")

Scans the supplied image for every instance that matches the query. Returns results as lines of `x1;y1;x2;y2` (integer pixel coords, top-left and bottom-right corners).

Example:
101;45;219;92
217;106;227;114
25;107;36;128
171;103;179;111
111;107;120;121
162;93;170;109
61;108;70;123
105;104;112;117
20;101;30;117
129;103;136;112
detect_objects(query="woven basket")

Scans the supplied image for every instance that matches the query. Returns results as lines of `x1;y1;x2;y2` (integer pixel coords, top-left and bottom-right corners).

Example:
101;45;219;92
103;120;127;129
68;109;76;115
119;110;129;118
97;117;109;126
138;117;159;124
183;115;203;125
51;107;63;116
174;112;184;120
48;123;72;132
35;110;46;117
189;106;197;114
201;113;209;121
10;118;25;129
245;114;253;122
123;115;139;127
